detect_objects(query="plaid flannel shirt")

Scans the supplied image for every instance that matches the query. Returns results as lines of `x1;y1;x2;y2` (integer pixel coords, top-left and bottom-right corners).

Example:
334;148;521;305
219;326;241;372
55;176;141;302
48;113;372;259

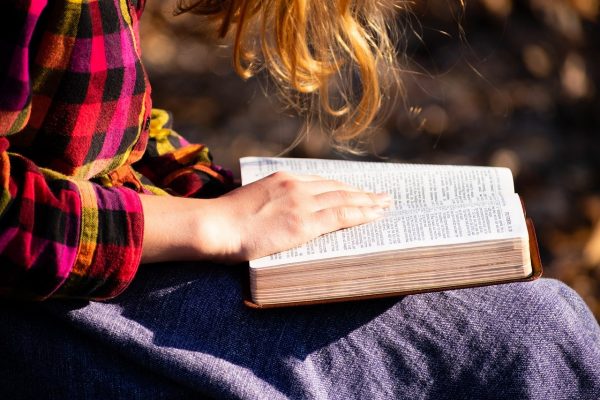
0;0;234;300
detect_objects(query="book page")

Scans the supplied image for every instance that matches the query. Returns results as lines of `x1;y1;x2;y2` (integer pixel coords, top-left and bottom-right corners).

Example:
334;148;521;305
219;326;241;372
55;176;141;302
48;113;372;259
249;194;528;268
240;157;527;269
240;157;515;209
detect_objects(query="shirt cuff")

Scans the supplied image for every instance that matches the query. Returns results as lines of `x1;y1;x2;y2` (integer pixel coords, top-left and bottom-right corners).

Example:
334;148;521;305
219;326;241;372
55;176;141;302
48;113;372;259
53;180;144;300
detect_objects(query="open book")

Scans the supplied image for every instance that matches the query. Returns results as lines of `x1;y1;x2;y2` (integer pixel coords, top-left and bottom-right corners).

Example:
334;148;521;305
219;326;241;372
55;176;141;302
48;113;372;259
240;157;543;308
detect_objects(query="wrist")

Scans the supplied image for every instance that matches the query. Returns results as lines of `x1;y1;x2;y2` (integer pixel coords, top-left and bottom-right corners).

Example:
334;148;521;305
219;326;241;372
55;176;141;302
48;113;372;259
139;194;214;263
191;195;244;263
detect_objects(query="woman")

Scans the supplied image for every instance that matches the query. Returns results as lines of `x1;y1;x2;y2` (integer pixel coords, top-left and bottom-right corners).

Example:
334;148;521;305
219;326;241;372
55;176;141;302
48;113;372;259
1;0;599;398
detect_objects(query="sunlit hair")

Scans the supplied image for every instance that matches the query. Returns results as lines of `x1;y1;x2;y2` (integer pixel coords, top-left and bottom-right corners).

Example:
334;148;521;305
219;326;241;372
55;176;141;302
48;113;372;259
176;0;404;149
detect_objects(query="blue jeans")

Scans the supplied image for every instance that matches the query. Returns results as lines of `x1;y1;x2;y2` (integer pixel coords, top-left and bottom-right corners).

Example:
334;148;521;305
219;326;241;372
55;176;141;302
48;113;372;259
1;263;599;399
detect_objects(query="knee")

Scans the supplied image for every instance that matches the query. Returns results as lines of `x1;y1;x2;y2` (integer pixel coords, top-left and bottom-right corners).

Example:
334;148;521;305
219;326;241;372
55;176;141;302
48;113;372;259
519;278;594;325
489;278;600;347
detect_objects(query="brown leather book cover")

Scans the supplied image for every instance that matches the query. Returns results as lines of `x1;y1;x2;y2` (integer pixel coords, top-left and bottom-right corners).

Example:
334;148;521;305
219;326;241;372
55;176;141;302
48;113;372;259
244;218;543;309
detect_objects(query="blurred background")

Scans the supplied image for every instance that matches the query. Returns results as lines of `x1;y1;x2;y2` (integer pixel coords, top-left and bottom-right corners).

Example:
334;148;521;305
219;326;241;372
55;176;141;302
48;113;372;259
140;0;600;318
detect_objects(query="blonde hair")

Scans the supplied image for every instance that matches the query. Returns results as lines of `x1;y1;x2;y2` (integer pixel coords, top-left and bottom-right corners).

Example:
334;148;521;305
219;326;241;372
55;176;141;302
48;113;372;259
176;0;403;147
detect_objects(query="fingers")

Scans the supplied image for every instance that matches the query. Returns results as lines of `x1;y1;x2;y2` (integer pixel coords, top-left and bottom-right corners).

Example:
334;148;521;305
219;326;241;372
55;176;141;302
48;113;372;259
268;171;360;193
268;171;324;182
302;180;365;195
268;170;392;220
284;173;327;182
313;190;392;210
313;206;387;234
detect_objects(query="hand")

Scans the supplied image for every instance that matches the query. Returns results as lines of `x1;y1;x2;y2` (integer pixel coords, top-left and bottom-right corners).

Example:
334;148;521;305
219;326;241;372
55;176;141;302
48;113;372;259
202;171;392;262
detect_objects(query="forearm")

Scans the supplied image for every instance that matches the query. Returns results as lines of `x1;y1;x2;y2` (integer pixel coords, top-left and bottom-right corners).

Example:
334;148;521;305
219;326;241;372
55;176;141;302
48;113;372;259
139;194;222;264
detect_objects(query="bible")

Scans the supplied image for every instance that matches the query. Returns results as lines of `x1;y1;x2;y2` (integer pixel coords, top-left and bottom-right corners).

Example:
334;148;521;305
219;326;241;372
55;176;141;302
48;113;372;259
240;157;543;308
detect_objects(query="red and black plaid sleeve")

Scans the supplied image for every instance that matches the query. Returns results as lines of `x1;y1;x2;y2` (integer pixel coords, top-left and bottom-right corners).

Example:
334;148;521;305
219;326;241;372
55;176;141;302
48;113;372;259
0;0;145;300
1;0;238;300
133;109;235;199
